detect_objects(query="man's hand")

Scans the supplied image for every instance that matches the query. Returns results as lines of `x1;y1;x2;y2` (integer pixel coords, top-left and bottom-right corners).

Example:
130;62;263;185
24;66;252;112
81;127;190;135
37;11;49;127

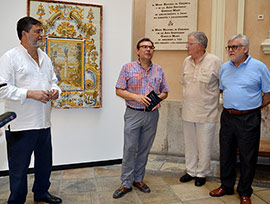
49;89;59;100
0;129;2;136
262;92;270;108
135;95;151;107
27;90;51;104
151;104;160;111
27;89;59;103
116;88;151;107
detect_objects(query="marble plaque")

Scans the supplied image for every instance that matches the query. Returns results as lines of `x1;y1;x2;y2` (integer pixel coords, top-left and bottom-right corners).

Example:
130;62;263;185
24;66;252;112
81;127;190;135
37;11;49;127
145;0;197;50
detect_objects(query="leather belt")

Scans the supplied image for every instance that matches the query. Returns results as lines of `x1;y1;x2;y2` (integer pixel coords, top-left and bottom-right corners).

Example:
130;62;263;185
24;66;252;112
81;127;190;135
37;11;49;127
127;106;150;112
224;107;260;114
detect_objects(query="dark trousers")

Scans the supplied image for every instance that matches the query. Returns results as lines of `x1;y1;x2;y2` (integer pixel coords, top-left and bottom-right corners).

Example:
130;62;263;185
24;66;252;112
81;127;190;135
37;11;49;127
219;109;261;197
6;128;52;204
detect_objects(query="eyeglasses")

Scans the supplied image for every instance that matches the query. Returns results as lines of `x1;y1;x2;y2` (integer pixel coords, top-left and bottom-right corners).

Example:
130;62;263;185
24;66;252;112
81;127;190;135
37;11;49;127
139;45;155;50
225;45;243;51
186;42;198;46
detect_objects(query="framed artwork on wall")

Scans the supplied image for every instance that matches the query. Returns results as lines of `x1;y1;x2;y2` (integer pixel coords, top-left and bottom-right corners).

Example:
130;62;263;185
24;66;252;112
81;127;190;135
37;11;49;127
27;0;103;108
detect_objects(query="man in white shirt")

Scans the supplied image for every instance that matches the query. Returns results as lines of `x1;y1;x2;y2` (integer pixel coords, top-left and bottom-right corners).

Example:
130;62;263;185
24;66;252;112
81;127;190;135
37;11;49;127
180;31;221;187
0;17;62;204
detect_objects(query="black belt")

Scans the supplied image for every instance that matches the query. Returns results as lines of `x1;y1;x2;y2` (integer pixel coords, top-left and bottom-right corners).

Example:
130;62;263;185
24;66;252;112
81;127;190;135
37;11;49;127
127;106;151;112
224;107;260;114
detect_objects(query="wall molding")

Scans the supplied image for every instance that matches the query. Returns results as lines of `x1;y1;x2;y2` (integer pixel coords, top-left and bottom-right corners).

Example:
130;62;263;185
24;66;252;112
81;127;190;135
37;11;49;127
211;0;225;60
237;0;245;34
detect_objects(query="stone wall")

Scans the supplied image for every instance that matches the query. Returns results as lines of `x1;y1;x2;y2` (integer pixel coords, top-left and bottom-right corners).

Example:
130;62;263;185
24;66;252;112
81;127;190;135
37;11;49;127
151;101;270;161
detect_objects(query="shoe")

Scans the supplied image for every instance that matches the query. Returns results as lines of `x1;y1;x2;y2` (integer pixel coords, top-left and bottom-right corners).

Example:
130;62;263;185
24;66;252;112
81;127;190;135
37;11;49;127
113;186;132;199
132;181;151;193
209;187;234;197
240;196;251;204
194;177;206;187
34;192;62;203
179;173;195;182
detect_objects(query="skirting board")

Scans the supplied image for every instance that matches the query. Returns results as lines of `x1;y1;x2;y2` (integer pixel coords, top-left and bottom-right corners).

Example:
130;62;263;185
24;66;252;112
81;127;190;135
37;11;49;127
0;159;122;177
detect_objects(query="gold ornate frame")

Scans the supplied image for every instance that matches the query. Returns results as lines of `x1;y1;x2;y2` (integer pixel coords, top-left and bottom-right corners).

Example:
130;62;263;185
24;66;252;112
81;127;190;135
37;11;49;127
27;0;103;108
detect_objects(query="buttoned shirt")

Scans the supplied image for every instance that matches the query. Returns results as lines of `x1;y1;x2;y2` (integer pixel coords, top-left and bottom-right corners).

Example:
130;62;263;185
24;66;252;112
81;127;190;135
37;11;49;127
116;60;169;109
220;55;270;110
180;52;222;123
0;45;61;131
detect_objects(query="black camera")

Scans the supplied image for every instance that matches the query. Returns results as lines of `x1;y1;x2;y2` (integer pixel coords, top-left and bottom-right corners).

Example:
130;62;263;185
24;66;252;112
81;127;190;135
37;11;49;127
0;112;16;128
0;83;7;88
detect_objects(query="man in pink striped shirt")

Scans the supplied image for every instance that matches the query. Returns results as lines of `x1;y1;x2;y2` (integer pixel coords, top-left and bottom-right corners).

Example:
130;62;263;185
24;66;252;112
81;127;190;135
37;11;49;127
113;38;169;199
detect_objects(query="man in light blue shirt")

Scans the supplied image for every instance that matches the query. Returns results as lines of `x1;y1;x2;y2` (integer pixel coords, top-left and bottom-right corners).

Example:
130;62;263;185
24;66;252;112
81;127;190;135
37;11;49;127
220;54;270;110
210;34;270;204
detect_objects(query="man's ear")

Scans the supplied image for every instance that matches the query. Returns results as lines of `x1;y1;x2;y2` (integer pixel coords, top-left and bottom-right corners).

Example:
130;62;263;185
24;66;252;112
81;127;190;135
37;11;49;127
136;49;139;56
21;30;27;38
243;45;249;54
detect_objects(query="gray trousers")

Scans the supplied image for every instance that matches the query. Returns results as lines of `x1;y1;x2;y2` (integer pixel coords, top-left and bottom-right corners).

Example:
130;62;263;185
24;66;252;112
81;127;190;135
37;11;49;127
121;107;159;188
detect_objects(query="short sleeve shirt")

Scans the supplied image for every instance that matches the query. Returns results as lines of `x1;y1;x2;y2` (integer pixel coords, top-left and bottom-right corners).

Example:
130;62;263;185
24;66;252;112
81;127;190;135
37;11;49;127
220;55;270;110
116;60;169;109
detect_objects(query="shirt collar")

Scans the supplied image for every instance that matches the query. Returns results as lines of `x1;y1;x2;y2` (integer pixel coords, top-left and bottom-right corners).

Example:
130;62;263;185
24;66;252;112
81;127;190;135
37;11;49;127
136;60;153;71
229;54;251;67
242;54;251;65
19;44;44;66
197;51;208;64
189;51;208;64
19;44;43;57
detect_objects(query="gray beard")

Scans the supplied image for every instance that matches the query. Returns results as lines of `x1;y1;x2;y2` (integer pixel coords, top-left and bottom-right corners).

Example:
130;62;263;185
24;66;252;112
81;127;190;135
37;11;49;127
29;39;43;48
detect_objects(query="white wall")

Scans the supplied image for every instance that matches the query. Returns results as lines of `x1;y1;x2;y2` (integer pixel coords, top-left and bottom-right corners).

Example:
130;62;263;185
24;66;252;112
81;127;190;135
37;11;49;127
0;0;133;170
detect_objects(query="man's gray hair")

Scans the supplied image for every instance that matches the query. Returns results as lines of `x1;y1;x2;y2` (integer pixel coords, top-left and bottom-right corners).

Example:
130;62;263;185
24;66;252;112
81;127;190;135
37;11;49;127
228;34;249;50
188;31;208;49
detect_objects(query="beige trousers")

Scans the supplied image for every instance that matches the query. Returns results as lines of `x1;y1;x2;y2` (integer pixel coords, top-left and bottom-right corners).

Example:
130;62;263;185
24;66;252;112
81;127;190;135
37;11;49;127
182;120;216;178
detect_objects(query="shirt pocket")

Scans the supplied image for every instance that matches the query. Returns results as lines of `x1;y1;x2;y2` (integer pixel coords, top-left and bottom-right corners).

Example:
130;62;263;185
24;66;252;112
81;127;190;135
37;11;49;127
14;65;32;85
198;68;212;84
15;65;26;75
149;76;161;92
182;70;193;85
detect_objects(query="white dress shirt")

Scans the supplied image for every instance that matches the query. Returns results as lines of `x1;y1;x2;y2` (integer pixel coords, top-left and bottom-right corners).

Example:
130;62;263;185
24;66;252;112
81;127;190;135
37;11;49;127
0;45;61;131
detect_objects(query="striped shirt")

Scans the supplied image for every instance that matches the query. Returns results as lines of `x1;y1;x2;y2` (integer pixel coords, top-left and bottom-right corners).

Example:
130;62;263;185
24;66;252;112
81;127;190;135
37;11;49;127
116;60;169;109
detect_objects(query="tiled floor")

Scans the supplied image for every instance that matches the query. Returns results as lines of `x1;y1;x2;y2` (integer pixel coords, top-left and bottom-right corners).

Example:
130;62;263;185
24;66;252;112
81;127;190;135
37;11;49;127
0;154;270;204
